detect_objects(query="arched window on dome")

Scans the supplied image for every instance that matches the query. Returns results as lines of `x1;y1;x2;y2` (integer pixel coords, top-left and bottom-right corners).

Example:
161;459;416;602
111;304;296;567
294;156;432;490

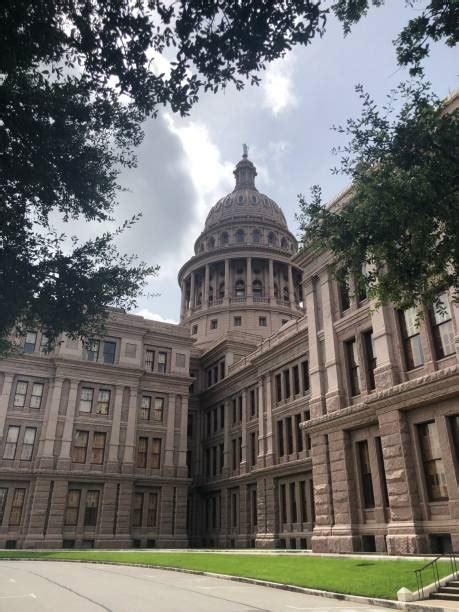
252;229;261;243
235;229;245;244
221;231;229;245
268;232;276;246
219;282;225;299
208;236;215;249
235;280;245;298
280;237;287;249
283;286;289;303
199;243;204;253
252;279;263;297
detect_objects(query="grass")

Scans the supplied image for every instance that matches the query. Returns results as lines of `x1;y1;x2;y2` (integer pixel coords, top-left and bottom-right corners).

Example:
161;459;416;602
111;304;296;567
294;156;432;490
0;550;452;600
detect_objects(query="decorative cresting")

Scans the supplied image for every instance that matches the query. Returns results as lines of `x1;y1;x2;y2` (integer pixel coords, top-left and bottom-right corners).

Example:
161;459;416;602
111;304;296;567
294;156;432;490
204;148;287;232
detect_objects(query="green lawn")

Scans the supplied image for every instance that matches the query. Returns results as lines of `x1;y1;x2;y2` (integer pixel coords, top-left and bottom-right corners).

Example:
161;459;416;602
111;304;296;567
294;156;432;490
0;550;451;600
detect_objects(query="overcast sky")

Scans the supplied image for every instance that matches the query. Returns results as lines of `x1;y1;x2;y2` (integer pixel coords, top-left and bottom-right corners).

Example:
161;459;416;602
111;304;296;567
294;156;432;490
102;1;458;324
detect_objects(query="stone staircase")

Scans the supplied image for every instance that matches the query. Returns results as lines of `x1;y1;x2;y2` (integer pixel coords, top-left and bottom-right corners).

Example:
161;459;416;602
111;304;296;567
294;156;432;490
431;579;459;602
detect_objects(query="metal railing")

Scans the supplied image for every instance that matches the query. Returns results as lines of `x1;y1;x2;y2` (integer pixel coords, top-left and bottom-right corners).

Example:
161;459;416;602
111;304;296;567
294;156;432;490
414;552;458;599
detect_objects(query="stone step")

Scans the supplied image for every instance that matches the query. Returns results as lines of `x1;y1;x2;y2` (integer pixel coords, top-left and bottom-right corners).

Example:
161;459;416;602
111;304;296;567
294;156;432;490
431;592;459;601
447;581;459;588
439;586;459;594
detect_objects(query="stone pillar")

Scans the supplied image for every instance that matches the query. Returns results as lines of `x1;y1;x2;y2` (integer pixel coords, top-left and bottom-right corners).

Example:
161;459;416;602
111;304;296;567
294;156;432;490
122;386;138;471
240;390;248;473
180;279;187;319
107;385;124;471
268;259;274;301
321;272;343;413
288;265;295;305
304;277;325;419
204;264;210;308
177;394;189;477
164;393;176;476
311;434;334;553
190;271;196;309
223;399;231;475
57;380;79;470
257;381;265;468
246;257;252;303
0;373;14;441
371;305;401;389
224;259;230;302
38;376;64;468
265;376;274;466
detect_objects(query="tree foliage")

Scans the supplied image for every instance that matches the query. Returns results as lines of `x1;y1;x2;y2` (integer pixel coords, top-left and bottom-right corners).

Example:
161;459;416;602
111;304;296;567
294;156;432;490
297;82;459;310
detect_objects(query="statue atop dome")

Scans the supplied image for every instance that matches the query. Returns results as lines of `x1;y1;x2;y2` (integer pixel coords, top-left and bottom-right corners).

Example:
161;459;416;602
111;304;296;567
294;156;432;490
242;143;248;158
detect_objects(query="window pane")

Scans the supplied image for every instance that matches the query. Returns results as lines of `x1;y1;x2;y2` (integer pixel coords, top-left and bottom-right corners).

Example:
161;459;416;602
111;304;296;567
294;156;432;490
153;398;164;420
147;492;158;527
72;430;89;463
13;381;28;407
20;427;36;461
140;396;151;420
0;488;7;524
433;320;455;359
132;492;143;527
3;426;20;459
103;341;116;364
150;438;161;469
84;490;100;526
432;293;452;325
137;437;148;468
64;490;81;526
30;383;44;408
24;332;37;353
96;389;110;415
358;440;375;509
86;340;100;361
418;421;449;501
91;432;106;464
9;488;26;526
79;388;93;412
145;349;154;370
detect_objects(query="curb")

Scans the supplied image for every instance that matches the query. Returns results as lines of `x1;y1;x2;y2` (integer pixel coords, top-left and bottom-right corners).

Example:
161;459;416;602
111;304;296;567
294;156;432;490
0;557;444;612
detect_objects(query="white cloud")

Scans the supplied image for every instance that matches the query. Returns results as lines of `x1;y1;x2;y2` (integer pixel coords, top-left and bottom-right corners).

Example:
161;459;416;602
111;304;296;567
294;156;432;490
262;53;298;115
134;308;178;325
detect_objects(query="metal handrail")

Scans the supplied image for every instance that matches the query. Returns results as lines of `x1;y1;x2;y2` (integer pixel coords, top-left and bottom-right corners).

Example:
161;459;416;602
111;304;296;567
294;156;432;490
414;552;458;599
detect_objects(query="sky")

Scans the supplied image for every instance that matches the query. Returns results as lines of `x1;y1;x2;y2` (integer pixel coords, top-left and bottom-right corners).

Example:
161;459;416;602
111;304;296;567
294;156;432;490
95;1;458;324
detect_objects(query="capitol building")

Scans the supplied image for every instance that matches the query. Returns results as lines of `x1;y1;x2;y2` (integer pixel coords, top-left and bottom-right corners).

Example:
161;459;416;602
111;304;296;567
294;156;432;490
0;147;458;555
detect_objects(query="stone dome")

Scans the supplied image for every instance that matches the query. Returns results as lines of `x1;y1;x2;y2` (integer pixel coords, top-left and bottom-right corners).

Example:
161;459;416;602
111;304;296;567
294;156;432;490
204;151;288;231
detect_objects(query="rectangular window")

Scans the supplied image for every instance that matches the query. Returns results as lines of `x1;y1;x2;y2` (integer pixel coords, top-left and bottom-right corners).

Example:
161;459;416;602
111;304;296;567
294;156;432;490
232;439;237;471
277;420;284;457
290;482;297;523
295;414;303;452
449;415;459;463
375;436;389;507
220;405;225;429
250;432;256;466
64;490;81;526
157;351;167;373
150;438;161;469
9;488;26;526
220;361;225;379
338;274;351;312
132;492;144;527
299;481;308;523
259;316;267;327
286;418;293;455
24;331;37;353
210;319;218;330
0;487;8;524
213;408;218;433
96;389;110;415
233;316;241;327
13;381;28;408
147;492;158;527
399;308;424;369
431;293;455;359
231;492;238;528
418;421;448;501
145;349;155;371
72;430;89;463
20;427;36;461
152;397;164;421
249;389;256;417
345;339;360;396
39;334;49;353
219;443;224;473
91;432;106;465
3;425;20;459
293;365;300;395
140;396;151;420
79;387;93;413
301;361;309;392
280;484;287;524
137;437;148;468
30;382;44;409
283;369;290;398
84;490;100;526
251;488;257;527
192;324;198;335
102;340;116;364
275;374;282;402
86;339;100;362
358;440;375;509
212;446;217;476
363;330;376;391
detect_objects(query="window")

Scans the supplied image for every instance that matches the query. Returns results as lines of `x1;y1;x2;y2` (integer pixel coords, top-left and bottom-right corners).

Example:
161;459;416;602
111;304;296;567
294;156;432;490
220;361;225;379
338;274;351;311
295;414;303;452
399;308;424;369
252;229;261;243
450;415;459;463
219;443;224;473
103;341;116;364
221;232;229;245
431;293;455;359
96;389;110;415
145;349;155;371
0;488;7;524
283;369;290;398
345;339;360;396
137;437;148;468
210;319;218;330
13;381;28;408
358;440;375;509
280;484;287;523
86;340;100;361
233;316;242;327
375;436;389;507
249;389;256;417
281;237;288;249
140;396;151;420
235;280;245;297
290;482;297;523
275;373;282;403
235;229;245;243
91;432;106;464
157;352;167;373
259;316;267;327
9;488;26;526
23;332;37;353
286;418;293;455
253;280;263;296
418;421;448;501
147;492;158;526
64;490;81;526
268;232;275;246
232;439;237;471
79;388;93;413
3;426;20;459
20;427;36;461
84;490;100;526
293;365;300;395
30;383;44;409
277;421;284;456
363;330;376;391
192;325;198;335
300;481;308;523
358;262;368;302
301;361;309;392
72;430;89;463
150;438;162;469
250;432;256;466
133;492;144;527
153;397;164;421
218;282;225;298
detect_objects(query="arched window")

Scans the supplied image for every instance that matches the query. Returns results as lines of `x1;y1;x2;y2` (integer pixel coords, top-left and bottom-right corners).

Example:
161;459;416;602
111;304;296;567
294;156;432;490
235;229;245;243
235;280;245;298
252;229;261;243
199;243;204;252
280;237;287;248
252;279;263;297
283;286;289;302
268;232;276;246
208;236;215;249
221;232;229;245
219;282;225;299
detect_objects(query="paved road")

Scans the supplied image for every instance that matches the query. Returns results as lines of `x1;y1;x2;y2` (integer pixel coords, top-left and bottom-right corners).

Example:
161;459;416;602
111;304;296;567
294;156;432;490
0;561;389;612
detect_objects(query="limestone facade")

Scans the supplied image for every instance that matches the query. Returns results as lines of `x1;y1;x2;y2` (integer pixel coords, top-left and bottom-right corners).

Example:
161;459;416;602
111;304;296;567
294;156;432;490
0;151;458;553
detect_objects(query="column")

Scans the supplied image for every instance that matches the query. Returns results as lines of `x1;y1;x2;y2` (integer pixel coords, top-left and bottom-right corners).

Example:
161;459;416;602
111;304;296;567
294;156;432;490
122;386;138;471
223;399;231;474
190;271;196;309
257;381;265;467
224;258;230;302
370;305;401;389
288;265;295;305
321;272;343;413
0;373;14;441
240;390;248;473
107;385;124;468
180;279;187;319
305;276;325;419
246;257;252;303
204;264;210;308
57;380;79;468
268;259;274;301
38;376;64;467
164;393;176;473
265;376;274;465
